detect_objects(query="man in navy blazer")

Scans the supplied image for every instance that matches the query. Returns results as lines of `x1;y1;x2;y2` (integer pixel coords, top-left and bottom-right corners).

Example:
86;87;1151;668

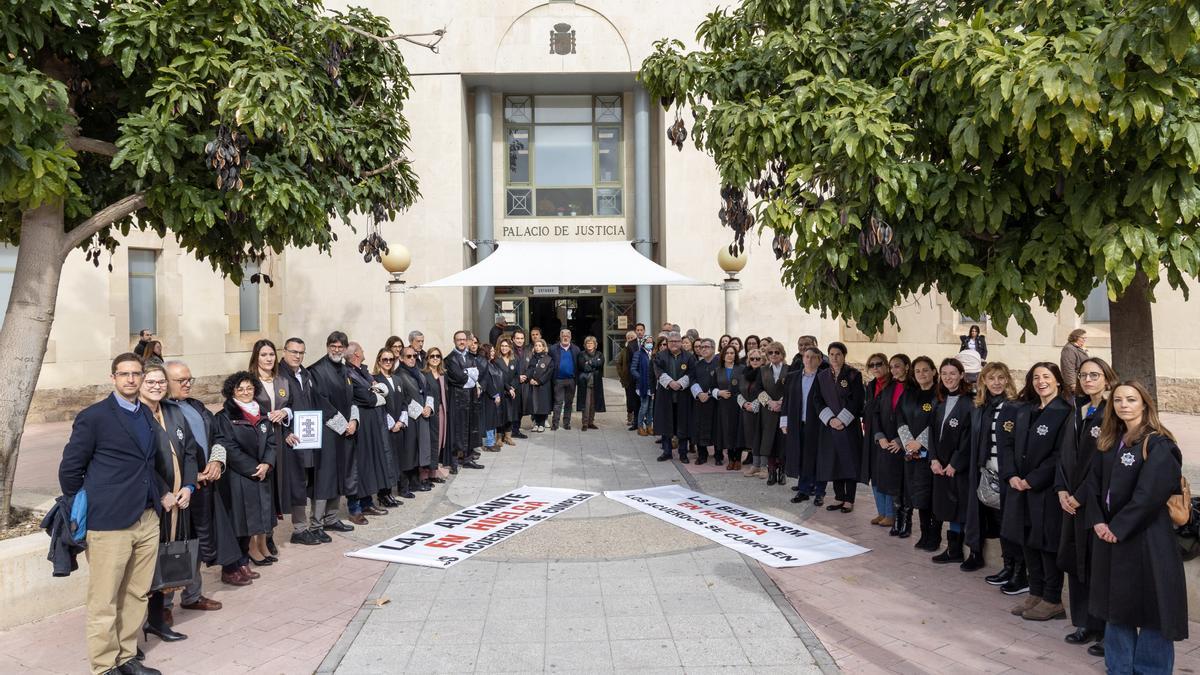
547;329;581;430
59;353;168;675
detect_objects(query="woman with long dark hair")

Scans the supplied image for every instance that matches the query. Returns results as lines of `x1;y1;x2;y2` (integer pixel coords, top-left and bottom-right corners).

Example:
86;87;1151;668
1088;380;1187;673
423;348;449;483
249;339;290;556
373;348;413;502
929;358;975;565
714;344;743;468
497;338;521;445
1057;357;1119;653
897;356;938;546
1003;362;1071;622
737;348;764;475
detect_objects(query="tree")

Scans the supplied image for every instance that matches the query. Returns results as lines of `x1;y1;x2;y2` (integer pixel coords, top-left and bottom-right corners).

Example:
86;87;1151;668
640;0;1200;393
0;0;436;528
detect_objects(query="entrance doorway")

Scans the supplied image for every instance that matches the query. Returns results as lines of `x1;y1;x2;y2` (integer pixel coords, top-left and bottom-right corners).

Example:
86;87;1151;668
529;296;603;349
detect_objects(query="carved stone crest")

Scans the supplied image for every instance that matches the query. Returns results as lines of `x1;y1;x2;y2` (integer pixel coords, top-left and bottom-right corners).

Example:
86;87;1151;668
550;23;576;55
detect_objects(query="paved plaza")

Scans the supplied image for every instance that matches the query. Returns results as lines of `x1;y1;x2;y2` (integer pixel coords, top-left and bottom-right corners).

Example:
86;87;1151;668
2;385;1199;673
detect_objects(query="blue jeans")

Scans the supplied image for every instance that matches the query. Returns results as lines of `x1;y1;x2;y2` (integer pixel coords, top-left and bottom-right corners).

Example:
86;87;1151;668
797;478;826;496
1105;623;1173;674
638;394;653;427
349;496;372;515
872;488;894;517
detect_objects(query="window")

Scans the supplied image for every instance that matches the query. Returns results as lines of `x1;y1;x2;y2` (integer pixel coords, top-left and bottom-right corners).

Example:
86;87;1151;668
128;249;157;334
239;261;261;332
1084;283;1110;322
0;245;16;330
959;312;988;324
504;94;624;217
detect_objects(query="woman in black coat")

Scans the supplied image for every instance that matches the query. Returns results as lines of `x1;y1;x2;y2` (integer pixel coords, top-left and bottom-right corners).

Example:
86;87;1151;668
523;339;554;432
736;349;764;474
373;348;414;503
959;324;988;361
479;344;506;451
1057;357;1118;651
1002;362;1072;622
871;355;910;535
497;339;522;444
861;353;898;528
812;342;864;512
347;346;396;520
929;358;975;566
1087;380;1187;672
714;345;743;469
896;356;938;547
575;336;606;430
212;371;277;568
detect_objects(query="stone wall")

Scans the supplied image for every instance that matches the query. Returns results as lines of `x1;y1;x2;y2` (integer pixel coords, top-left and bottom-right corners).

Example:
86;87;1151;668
24;375;226;424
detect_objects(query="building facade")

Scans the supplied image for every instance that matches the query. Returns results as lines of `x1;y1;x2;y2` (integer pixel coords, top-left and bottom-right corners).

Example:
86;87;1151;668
7;0;1199;421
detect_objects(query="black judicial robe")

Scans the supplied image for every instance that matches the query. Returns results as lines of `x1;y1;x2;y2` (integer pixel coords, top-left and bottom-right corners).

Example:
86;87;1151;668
575;349;606;413
170;397;241;566
445;349;480;453
376;372;412;474
713;364;743;451
755;364;787;458
812;366;864;481
896;387;937;509
349;364;393;496
930;393;974;525
213;400;277;536
690;357;719;446
782;369;821;479
653;350;696;438
1086;433;1187;641
737;365;762;452
281;365;320;504
150;403;199;538
523;352;553;416
480;360;507;433
499;357;522;423
1057;398;1104;580
964;397;1021;553
306;355;353;500
253;375;292;517
865;380;905;496
1000;397;1071;552
398;369;436;468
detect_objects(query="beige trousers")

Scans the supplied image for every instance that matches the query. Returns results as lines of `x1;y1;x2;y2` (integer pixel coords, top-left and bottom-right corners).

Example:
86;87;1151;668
85;508;159;674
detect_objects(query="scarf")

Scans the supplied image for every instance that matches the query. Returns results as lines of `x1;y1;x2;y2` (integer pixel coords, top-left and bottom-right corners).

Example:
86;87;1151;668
400;363;427;396
234;398;262;424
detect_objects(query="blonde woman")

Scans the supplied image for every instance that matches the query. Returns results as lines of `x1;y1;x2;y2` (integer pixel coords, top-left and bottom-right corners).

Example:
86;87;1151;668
523;339;554;431
576;335;605;430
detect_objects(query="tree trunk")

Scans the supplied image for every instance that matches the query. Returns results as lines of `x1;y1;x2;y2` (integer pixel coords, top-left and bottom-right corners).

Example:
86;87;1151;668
1108;269;1157;400
0;201;66;529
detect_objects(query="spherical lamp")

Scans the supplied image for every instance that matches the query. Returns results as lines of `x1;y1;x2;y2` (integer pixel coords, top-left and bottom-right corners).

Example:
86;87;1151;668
380;244;412;275
717;246;747;277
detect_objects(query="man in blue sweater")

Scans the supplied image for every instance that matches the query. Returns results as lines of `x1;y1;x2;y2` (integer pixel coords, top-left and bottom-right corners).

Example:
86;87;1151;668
548;328;581;430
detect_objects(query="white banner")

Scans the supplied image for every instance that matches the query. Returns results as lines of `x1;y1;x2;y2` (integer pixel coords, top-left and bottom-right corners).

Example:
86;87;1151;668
604;485;869;568
347;486;597;568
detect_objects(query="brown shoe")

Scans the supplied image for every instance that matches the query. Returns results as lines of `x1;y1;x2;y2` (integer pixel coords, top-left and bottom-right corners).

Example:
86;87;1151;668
648;426;655;435
743;464;758;477
349;513;369;525
240;565;261;580
222;570;251;586
181;596;223;611
503;433;516;446
1011;595;1040;616
878;517;895;527
1022;600;1066;621
731;460;742;471
637;427;648;436
870;515;883;525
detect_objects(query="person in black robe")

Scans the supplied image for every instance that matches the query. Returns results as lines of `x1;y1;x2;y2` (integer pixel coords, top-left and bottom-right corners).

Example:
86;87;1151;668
929;358;975;565
1086;381;1188;671
576;336;606;430
964;362;1024;591
897;356;938;547
499;337;524;442
373;348;412;503
479;343;506;452
653;332;695;462
861;353;895;527
1056;357;1118;651
509;330;530;438
812;342;863;512
1002;362;1072;622
689;338;719;464
345;342;395;523
305;331;358;533
523;339;554;432
713;344;743;468
423;349;450;480
782;347;824;504
248;339;291;557
444;331;485;470
755;343;788;484
396;346;435;494
277;338;329;546
869;354;909;535
736;349;763;474
211;372;277;572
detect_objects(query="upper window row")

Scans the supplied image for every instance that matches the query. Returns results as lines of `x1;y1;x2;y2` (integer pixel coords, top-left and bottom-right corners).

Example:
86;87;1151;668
504;94;622;125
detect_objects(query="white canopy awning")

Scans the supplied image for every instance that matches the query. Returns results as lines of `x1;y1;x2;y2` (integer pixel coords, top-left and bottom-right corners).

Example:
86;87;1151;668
418;241;711;288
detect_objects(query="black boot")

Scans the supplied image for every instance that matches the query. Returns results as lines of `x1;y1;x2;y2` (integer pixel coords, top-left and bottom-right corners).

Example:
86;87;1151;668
697;448;709;465
889;504;903;536
766;461;778;486
916;512;942;551
986;558;1016;586
1001;562;1030;595
960;547;985;571
932;531;964;563
896;507;913;538
912;510;930;549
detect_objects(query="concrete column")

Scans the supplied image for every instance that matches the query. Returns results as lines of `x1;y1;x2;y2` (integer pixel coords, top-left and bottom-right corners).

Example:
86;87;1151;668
387;275;407;337
722;277;742;337
633;86;652;329
473;86;495;335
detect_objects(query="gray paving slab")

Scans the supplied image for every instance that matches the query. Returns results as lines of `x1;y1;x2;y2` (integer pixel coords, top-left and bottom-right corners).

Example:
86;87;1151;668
328;383;827;673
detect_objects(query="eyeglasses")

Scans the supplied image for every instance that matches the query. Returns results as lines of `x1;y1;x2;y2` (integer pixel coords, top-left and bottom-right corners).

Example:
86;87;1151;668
171;377;195;386
234;385;255;394
114;371;144;379
143;380;168;388
1079;371;1105;382
748;357;763;362
428;355;442;360
284;348;306;357
868;361;884;368
380;357;395;363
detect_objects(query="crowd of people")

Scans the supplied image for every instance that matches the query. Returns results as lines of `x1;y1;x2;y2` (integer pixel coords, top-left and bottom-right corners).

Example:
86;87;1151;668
57;321;1186;675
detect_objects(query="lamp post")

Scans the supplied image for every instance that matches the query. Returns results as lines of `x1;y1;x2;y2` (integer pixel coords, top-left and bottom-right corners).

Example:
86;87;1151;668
717;246;747;337
381;244;412;337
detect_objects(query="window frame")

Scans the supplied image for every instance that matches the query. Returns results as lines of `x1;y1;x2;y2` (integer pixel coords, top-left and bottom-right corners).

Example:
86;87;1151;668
238;261;261;333
127;248;158;335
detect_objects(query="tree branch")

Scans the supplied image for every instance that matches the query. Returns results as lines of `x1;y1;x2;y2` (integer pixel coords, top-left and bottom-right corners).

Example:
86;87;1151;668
67;136;119;157
361;155;409;178
59;192;147;257
341;24;447;53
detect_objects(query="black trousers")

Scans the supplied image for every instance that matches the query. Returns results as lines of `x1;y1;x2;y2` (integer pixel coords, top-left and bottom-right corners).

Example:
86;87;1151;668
191;483;215;564
1067;572;1105;631
833;479;857;503
1024;545;1064;603
552;379;576;426
996;486;1024;562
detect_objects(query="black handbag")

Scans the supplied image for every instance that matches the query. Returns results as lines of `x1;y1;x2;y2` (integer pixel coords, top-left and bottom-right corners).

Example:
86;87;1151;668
151;441;199;592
